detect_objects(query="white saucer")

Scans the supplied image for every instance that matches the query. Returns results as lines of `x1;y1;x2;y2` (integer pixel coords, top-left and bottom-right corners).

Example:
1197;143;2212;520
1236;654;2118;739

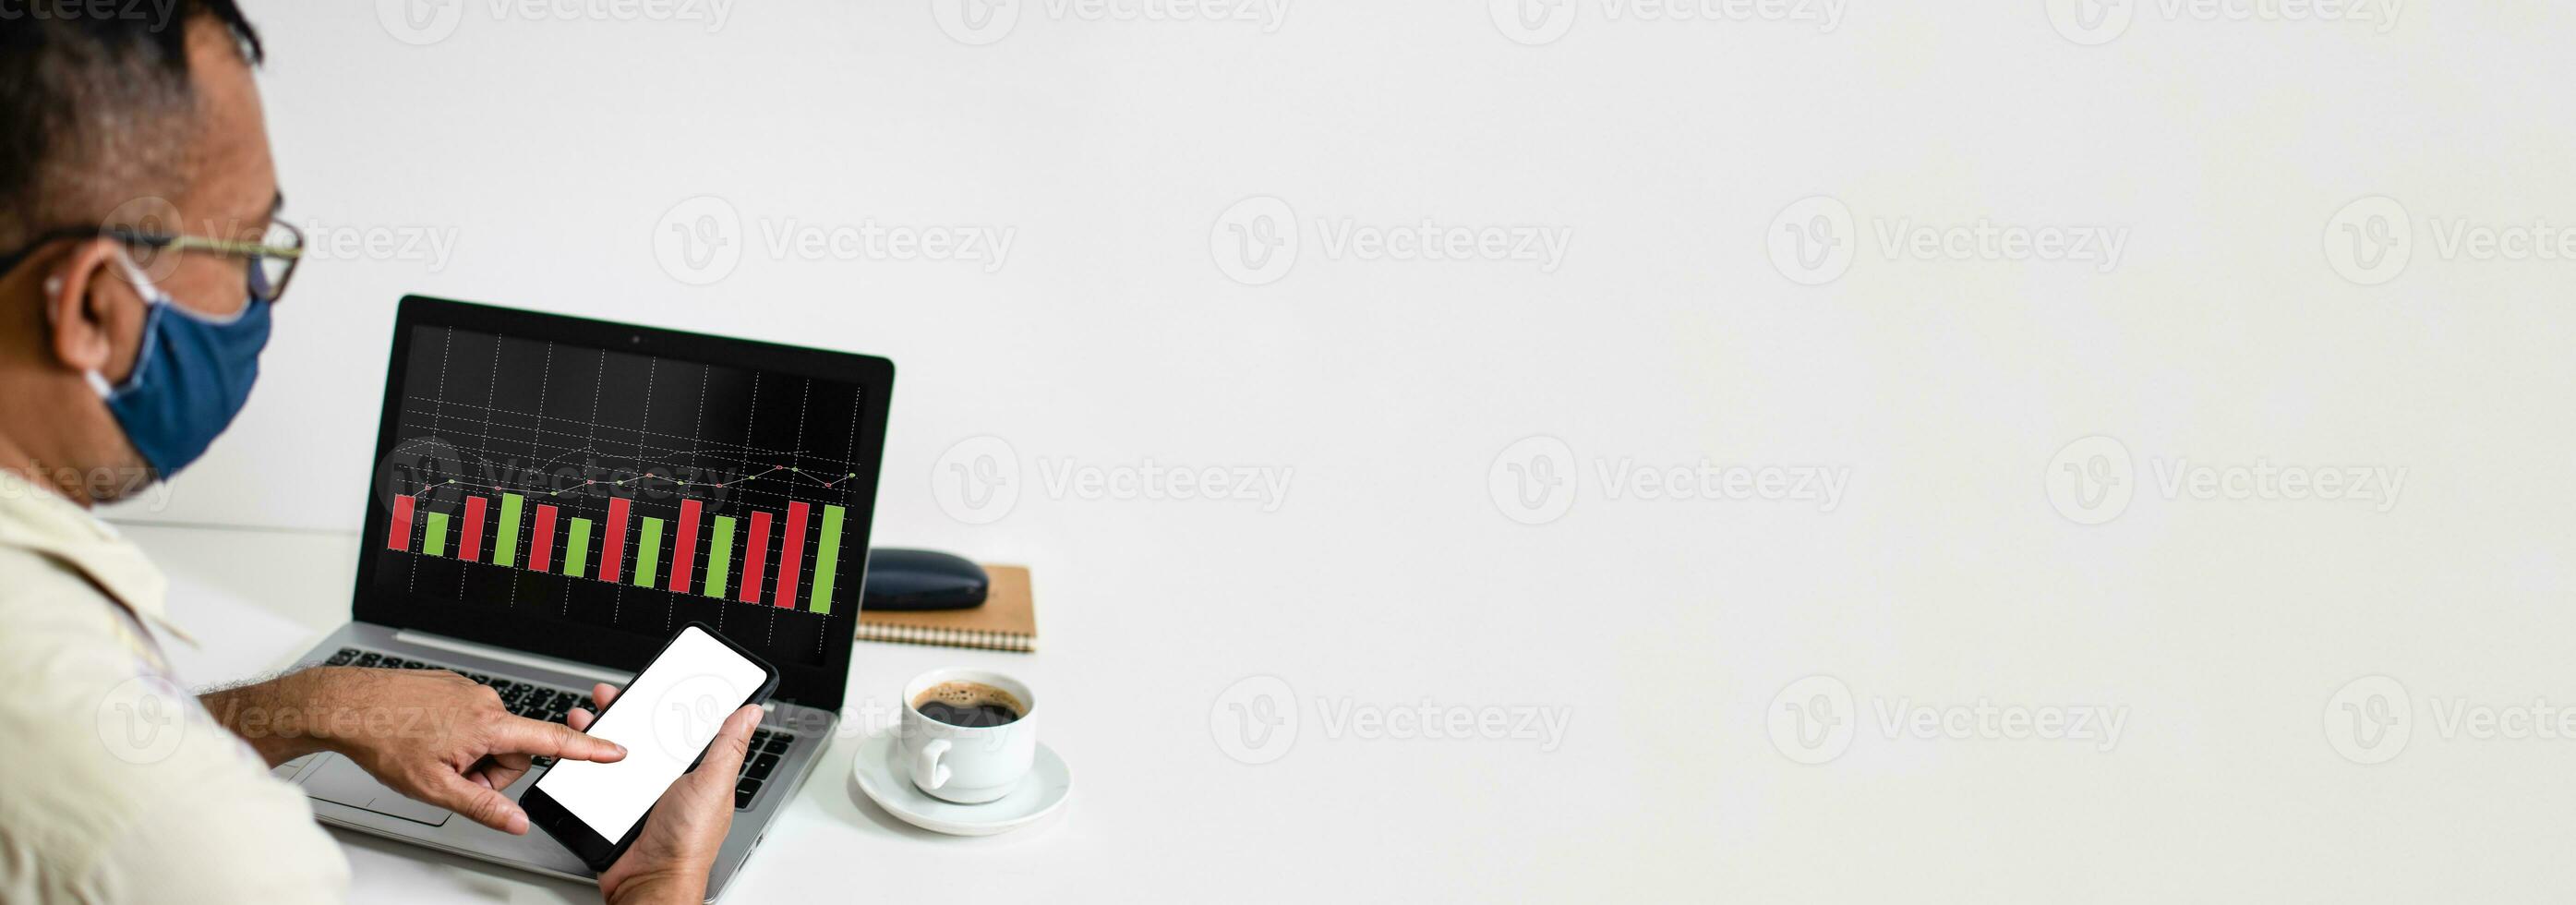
849;731;1070;837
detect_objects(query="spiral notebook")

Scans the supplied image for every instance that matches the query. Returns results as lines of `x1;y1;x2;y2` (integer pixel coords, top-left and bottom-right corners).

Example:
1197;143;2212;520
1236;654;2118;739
853;564;1037;652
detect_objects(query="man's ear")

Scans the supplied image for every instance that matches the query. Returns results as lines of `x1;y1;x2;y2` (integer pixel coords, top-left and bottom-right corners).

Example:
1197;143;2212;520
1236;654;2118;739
41;238;140;380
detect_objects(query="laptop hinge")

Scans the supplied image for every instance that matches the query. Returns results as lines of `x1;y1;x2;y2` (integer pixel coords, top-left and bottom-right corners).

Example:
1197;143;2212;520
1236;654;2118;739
392;629;632;684
389;629;809;722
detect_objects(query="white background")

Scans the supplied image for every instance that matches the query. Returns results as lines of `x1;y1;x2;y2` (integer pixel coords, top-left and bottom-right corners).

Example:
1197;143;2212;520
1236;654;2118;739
106;0;2576;899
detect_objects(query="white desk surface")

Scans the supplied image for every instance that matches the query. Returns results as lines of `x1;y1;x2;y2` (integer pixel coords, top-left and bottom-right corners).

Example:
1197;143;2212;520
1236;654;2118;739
126;521;1681;903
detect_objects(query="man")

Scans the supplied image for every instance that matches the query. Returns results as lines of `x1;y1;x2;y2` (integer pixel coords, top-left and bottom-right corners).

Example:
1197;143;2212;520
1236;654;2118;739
0;4;755;903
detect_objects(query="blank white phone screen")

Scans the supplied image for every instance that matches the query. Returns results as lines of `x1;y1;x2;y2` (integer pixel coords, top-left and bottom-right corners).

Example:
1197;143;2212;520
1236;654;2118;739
536;627;764;839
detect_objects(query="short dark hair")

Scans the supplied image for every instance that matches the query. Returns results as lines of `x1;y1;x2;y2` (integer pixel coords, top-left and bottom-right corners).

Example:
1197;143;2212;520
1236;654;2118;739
0;0;265;252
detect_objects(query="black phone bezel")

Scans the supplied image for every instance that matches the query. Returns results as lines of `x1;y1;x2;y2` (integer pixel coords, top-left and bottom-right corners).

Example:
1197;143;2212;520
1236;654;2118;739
524;622;780;874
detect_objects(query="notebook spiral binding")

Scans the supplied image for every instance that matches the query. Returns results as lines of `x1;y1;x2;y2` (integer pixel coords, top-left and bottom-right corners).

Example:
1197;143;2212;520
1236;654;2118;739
852;623;1035;653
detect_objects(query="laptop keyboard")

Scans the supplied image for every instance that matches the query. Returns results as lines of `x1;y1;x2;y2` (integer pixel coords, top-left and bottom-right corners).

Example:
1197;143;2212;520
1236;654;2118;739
323;646;793;810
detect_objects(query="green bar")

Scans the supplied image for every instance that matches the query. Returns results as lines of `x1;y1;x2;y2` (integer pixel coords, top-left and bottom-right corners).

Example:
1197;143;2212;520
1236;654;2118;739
422;512;450;557
634;517;665;587
564;517;593;578
809;505;846;613
703;515;736;597
493;493;524;567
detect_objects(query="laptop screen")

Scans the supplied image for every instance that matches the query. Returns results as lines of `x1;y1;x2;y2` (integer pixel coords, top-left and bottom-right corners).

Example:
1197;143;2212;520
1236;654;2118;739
358;298;891;709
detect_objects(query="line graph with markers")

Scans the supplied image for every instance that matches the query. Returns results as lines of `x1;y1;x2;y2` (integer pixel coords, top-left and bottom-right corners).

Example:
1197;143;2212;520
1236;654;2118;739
372;325;869;666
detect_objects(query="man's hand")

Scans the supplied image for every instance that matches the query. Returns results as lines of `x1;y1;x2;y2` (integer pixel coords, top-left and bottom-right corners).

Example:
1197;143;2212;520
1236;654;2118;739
566;683;761;905
200;666;625;834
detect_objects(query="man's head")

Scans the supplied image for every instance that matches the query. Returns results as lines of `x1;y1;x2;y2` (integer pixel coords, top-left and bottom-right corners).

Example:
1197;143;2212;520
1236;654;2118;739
0;1;280;504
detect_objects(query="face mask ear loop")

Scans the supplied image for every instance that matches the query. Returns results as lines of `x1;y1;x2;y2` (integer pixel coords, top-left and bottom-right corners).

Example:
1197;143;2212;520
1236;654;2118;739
90;247;167;400
111;247;161;302
114;246;259;327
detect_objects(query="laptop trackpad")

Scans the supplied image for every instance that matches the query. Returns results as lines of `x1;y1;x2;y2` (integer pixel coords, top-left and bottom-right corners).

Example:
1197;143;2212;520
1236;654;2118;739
301;754;453;827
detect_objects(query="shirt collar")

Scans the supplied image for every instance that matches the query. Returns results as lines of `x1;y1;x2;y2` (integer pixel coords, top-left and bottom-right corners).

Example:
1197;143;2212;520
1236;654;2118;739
0;466;196;647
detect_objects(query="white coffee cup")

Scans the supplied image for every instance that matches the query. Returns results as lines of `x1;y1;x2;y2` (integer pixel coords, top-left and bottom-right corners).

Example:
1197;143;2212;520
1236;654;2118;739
899;668;1037;804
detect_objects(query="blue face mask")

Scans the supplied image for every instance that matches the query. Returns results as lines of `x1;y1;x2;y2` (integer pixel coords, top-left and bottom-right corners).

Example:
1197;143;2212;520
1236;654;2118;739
86;254;274;477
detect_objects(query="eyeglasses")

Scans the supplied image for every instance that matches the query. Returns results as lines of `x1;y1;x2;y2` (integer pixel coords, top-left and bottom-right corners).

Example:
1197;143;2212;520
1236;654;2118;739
0;220;306;303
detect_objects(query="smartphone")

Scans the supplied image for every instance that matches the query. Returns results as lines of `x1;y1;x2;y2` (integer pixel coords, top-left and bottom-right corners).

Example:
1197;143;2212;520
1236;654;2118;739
524;623;778;873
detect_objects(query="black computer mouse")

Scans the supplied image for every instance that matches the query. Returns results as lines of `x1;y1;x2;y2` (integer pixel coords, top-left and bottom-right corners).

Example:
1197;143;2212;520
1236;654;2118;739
861;548;989;610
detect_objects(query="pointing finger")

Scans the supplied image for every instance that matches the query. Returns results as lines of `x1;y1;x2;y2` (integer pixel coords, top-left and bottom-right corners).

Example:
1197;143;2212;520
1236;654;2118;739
490;715;627;763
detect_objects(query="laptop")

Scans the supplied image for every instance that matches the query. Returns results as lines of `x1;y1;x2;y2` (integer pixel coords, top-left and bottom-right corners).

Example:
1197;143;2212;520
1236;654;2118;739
275;296;894;900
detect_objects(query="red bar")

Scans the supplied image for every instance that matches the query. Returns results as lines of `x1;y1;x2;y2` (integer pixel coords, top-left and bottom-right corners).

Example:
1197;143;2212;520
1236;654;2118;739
459;496;488;561
530;504;560;573
668;499;703;593
598;497;632;583
773;501;809;609
737;511;772;603
388;494;416;550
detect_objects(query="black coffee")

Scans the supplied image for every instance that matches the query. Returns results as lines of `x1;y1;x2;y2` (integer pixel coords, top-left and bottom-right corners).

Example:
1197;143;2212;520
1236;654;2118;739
918;700;1021;727
914;681;1025;727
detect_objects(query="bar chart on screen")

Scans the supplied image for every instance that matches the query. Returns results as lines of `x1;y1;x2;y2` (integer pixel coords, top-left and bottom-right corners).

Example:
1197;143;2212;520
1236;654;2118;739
372;325;871;664
385;469;855;612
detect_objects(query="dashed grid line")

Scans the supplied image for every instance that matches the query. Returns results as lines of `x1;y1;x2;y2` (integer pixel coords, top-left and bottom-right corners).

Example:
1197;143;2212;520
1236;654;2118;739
642;356;658;632
584;348;604;623
395;395;864;465
458;327;499;602
383;435;865;505
695;363;718;634
739;373;759;637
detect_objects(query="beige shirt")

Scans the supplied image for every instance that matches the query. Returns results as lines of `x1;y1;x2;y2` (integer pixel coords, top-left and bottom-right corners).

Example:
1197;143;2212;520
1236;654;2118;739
0;467;348;903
